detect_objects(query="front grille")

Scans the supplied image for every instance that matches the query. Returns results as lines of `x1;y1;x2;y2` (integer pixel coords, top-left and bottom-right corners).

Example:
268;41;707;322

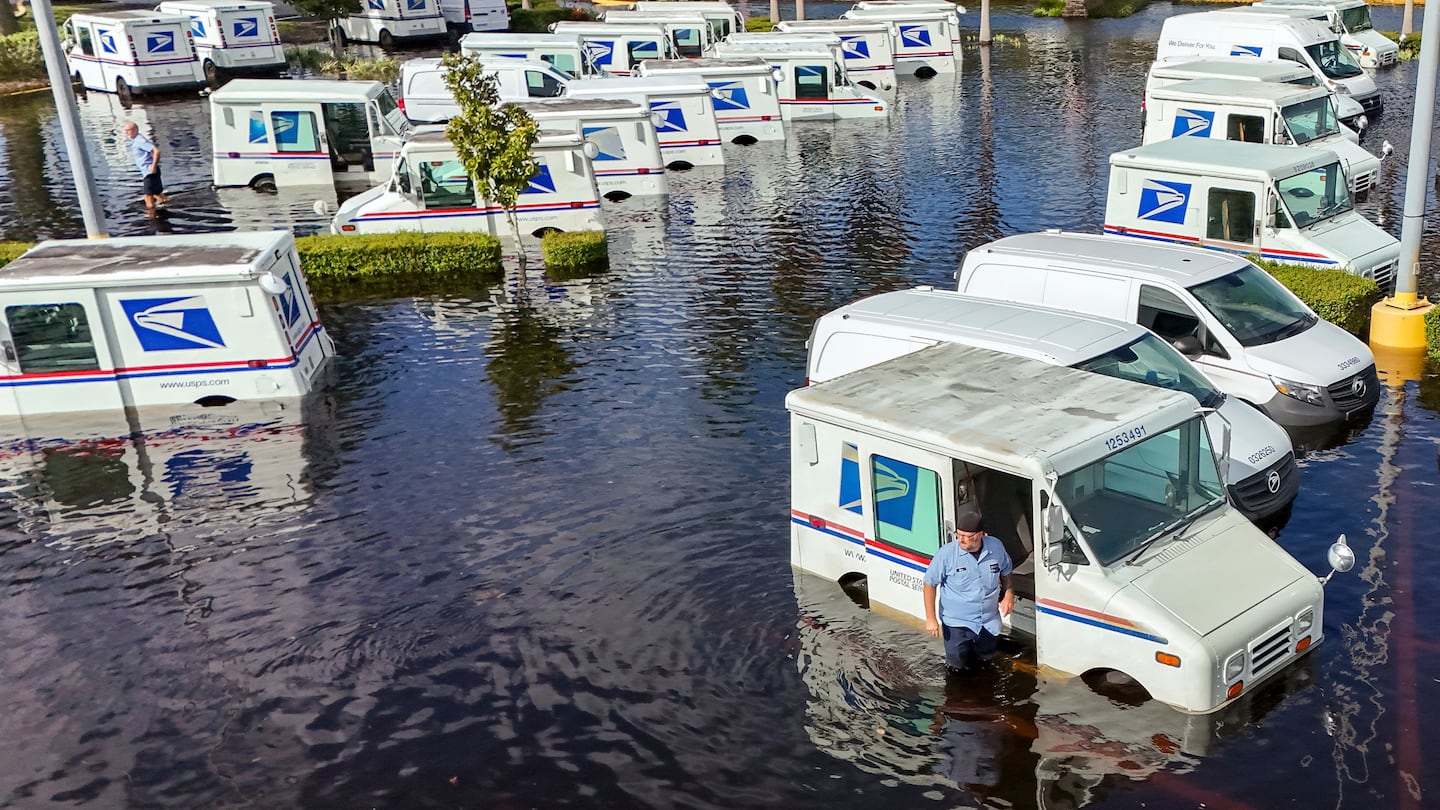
1328;364;1380;412
1366;259;1397;291
1359;94;1383;114
1231;453;1300;517
1351;169;1377;196
1250;621;1293;679
1379;51;1398;66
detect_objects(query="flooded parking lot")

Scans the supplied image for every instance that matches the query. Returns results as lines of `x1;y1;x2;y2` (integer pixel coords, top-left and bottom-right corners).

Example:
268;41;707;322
2;1;1440;807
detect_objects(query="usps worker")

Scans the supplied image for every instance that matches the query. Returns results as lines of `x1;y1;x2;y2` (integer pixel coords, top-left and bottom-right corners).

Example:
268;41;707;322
922;509;1013;674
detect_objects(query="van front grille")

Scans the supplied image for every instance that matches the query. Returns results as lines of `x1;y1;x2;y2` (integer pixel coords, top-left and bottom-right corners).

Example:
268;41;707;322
1369;259;1397;291
1351;169;1377;196
1328;364;1379;412
1250;622;1293;679
1231;454;1299;517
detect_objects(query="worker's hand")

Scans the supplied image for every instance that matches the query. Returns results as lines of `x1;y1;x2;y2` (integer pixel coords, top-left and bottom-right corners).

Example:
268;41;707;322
999;590;1015;617
926;618;940;638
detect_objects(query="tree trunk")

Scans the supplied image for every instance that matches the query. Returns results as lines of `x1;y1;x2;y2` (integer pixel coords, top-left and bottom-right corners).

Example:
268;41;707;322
1402;0;1414;37
769;0;778;25
0;1;20;37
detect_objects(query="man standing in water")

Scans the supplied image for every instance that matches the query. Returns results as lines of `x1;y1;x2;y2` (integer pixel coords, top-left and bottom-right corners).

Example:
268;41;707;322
923;509;1013;674
123;121;168;212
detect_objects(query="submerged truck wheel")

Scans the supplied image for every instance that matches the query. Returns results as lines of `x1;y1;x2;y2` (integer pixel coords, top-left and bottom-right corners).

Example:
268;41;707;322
665;160;694;171
115;77;132;105
1081;669;1150;707
250;174;278;193
731;134;758;146
204;59;220;85
914;66;937;80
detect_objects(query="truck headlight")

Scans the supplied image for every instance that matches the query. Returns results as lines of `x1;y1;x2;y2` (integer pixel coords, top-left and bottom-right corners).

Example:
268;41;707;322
1224;650;1247;682
1297;608;1314;634
1271;376;1326;407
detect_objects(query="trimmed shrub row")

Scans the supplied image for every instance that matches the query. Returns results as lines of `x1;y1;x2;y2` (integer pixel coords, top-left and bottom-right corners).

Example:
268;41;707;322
1380;31;1421;59
509;6;592;33
1427;307;1440;360
295;231;503;280
744;16;774;31
0;31;44;82
0;241;33;267
1254;258;1383;338
540;229;607;275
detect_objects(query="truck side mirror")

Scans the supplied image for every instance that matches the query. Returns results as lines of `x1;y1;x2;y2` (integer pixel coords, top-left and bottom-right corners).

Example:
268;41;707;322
1042;543;1064;567
1039;487;1067;568
1320;534;1355;585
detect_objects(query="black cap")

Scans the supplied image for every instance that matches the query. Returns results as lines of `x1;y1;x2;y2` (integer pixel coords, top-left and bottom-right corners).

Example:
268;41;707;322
956;510;983;533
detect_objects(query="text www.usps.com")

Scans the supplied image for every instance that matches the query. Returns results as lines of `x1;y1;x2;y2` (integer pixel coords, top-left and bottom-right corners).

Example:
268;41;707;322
159;378;230;389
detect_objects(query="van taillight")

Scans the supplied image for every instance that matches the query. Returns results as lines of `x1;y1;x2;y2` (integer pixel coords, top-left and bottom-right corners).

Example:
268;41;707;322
398;97;406;112
803;377;810;386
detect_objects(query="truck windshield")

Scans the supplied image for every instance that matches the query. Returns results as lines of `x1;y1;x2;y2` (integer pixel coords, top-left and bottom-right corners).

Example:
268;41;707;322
1281;96;1340;143
1306;38;1364;78
1187;264;1317;347
1340;5;1373;31
1276;160;1352;227
1057;417;1226;567
1072;334;1224;409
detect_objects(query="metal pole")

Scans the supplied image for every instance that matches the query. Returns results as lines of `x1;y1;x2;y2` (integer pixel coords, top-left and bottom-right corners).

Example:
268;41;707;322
29;0;108;238
1394;0;1439;299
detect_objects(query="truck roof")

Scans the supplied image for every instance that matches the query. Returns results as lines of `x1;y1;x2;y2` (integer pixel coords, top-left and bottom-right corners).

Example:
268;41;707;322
1149;77;1329;103
68;9;190;22
640;56;773;72
1149;57;1316;82
787;342;1196;472
776;19;893;30
967;231;1253;286
565;75;710;93
157;0;276;10
0;231;292;290
1110;137;1339;180
406;128;582;149
512;97;650;116
459;32;584;46
210;78;384;103
714;40;839;56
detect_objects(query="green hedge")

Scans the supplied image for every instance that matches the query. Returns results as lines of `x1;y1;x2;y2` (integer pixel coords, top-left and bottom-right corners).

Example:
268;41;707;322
1380;31;1421;59
0;32;44;82
0;241;33;268
295;231;503;280
541;229;607;277
1255;258;1383;337
744;16;774;32
509;6;593;32
1427;306;1440;360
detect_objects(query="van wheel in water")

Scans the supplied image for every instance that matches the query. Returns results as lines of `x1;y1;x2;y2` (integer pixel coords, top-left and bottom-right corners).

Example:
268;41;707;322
603;190;632;202
115;77;132;105
914;66;937;79
250;174;278;194
1081;669;1150;707
378;29;395;49
195;395;236;407
204;59;221;85
731;134;757;146
665;160;694;171
838;572;870;610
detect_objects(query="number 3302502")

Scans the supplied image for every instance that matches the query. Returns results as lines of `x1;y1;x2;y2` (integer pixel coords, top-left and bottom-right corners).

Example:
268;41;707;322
1105;425;1147;451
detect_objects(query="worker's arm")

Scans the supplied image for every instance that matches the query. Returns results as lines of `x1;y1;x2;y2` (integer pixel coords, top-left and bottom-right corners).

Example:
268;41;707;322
998;574;1014;617
923;583;940;637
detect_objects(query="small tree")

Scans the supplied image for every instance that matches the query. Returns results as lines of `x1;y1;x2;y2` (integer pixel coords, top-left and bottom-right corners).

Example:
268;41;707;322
290;0;359;57
440;52;540;248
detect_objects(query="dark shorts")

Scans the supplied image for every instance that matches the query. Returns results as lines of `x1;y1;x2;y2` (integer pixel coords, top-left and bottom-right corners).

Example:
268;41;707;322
143;168;164;196
942;625;997;673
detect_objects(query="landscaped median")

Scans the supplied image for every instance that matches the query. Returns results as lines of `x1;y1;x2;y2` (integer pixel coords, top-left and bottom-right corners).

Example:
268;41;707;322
539;230;607;279
295;231;504;296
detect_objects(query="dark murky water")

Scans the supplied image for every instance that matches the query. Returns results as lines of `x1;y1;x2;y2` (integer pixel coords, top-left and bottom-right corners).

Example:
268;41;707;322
3;2;1440;808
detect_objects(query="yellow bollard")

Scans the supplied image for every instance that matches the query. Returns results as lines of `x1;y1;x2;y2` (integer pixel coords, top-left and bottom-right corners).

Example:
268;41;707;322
1370;291;1434;351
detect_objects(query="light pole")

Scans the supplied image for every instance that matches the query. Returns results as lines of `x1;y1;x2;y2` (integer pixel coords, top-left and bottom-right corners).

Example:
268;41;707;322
28;0;108;238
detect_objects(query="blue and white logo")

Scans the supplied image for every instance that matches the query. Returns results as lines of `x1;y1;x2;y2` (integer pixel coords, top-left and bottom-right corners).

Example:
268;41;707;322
406;0;425;9
522;163;556;194
840;35;869;59
367;0;385;10
275;273;304;329
248;114;267;143
899;25;930;48
1137;179;1191;225
1171;108;1214;138
233;16;259;37
582;125;626;161
582;39;614;66
708;80;749;111
121;297;227;351
98;28;117;54
190;17;207;38
1230;44;1263;57
146;32;176;53
651;100;687;133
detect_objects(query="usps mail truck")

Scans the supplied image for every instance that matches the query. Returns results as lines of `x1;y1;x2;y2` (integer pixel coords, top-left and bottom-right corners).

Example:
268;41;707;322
0;231;333;417
712;37;889;121
514;98;667;199
333;0;447;48
62;11;205;99
329;129;604;239
399;57;571;122
1145;57;1367;135
1250;0;1397;69
439;0;509;35
839;5;956;77
847;0;963;67
156;0;284;83
564;75;726;168
210;79;412;191
549;21;678;75
596;10;715;57
1102;139;1398;287
774;19;898;97
629;1;745;40
460;32;603;77
637;57;785;144
789;341;1352;714
1143;78;1385;198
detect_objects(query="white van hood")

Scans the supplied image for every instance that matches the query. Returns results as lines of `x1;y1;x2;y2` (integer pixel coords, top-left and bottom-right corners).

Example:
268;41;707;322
1237;317;1371;386
1211;395;1291;483
1335;68;1376;97
1333;92;1364;122
331;184;390;233
1354;28;1398;56
1302;212;1398;272
1128;511;1305;636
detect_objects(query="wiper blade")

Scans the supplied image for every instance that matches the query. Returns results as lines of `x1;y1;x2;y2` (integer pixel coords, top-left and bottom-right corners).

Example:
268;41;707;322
1125;516;1186;566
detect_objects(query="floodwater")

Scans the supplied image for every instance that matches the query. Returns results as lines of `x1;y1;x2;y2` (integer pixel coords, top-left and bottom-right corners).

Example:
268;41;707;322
2;2;1440;808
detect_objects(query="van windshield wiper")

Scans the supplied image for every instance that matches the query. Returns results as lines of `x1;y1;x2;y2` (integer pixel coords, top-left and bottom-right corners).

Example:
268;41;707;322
1123;497;1224;566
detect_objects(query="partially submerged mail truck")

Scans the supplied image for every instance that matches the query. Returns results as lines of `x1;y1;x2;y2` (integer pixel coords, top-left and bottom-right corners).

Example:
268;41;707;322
332;0;447;48
1102;139;1399;288
1145;57;1367;134
0;231;333;417
1250;0;1397;69
712;37;890;121
637;57;785;144
62;10;206;98
789;341;1352;713
514;98;667;199
839;4;956;77
459;31;601;77
563;75;726;168
156;0;285;82
774;19;898;96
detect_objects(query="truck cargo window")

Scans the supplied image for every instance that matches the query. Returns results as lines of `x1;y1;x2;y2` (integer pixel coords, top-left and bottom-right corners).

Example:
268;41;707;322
1206;188;1256;244
5;304;101;374
1226;113;1265;144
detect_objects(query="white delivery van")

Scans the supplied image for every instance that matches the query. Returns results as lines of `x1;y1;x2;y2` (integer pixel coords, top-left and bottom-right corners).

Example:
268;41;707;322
774;19;898;97
1155;10;1381;118
1143;78;1385;198
0;231;333;417
596;10;715;57
1146;57;1367;135
637;57;785;143
629;1;745;41
438;0;508;35
62;11;205;99
564;75;726;168
840;6;956;77
156;0;284;82
807;288;1299;522
397;57;570;123
1251;0;1397;69
712;38;890;121
329;128;604;239
460;32;602;77
789;341;1352;714
549;21;677;75
210;78;412;192
514;98;667;199
332;0;447;48
1100;139;1399;288
956;231;1384;429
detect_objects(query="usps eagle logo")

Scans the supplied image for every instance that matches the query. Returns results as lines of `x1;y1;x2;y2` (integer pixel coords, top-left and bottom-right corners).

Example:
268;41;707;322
582;39;614;65
521;164;556;195
651;100;687;133
1137;180;1191;225
121;297;227;351
98;28;118;54
899;25;930;48
840;35;869;59
1170;108;1215;138
146;32;176;53
233;17;259;37
190;17;207;38
708;80;749;111
582;126;626;161
1230;45;1263;57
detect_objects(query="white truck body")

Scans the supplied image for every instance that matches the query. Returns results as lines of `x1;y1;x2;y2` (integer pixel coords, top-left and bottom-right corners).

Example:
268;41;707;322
548;21;678;76
1155;10;1381;118
0;231;333;417
155;0;284;81
1143;78;1382;197
1250;0;1397;69
438;0;509;34
209;78;412;191
333;0;447;47
789;341;1328;714
1102;139;1398;287
1146;57;1366;135
62;11;206;97
460;32;603;77
839;5;957;77
711;37;890;121
515;98;668;199
637;57;786;143
629;1;745;41
806;288;1299;522
329;129;604;239
595;10;716;58
774;19;898;97
563;75;726;168
955;231;1383;430
397;57;570;123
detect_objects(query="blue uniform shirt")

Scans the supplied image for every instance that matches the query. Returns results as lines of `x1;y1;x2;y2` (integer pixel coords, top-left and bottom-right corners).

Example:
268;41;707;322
923;535;1013;635
129;132;156;174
